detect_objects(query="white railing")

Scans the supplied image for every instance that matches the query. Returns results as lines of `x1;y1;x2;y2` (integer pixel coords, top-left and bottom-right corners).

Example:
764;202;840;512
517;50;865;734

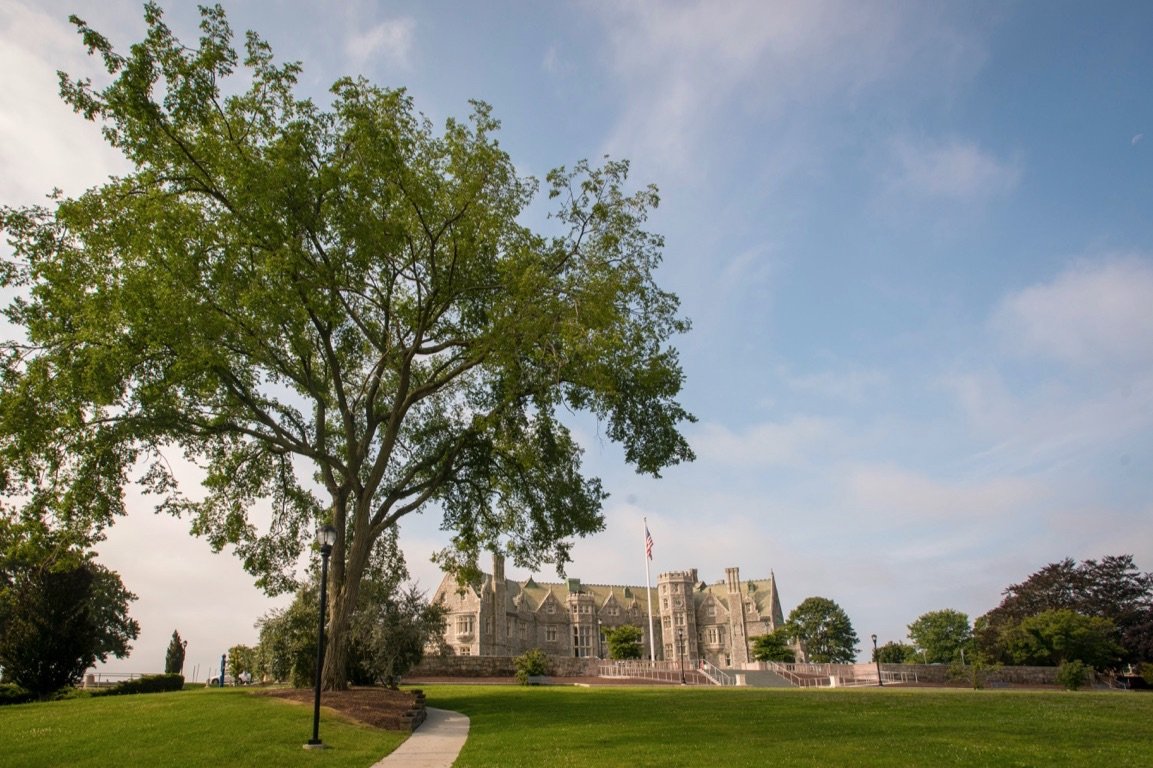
761;662;918;688
597;660;705;684
697;659;736;686
83;672;145;688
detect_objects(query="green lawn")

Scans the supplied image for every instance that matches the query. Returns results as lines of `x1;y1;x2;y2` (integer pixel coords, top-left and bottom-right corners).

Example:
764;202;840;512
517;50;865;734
4;683;1153;767
426;684;1153;768
0;687;406;768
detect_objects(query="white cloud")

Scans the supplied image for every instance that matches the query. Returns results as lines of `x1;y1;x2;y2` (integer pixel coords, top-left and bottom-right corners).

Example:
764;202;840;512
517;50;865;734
991;256;1153;369
779;366;888;403
846;463;1044;522
692;416;836;467
345;18;416;71
588;1;985;175
0;2;129;205
885;137;1020;201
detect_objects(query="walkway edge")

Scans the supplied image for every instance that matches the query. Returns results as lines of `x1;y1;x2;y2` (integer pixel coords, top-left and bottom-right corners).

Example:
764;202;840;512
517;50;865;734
370;707;470;768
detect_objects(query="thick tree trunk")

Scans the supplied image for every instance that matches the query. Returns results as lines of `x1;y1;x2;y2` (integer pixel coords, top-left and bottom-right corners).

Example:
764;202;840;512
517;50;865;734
322;589;353;690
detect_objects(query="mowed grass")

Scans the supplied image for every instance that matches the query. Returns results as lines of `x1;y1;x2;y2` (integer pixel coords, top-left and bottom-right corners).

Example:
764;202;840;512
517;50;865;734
425;684;1153;768
0;687;406;768
6;683;1153;768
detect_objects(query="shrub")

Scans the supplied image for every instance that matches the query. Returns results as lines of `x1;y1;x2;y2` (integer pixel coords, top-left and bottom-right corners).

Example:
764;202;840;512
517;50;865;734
0;683;35;706
92;674;185;697
1141;662;1153;686
1057;660;1088;691
514;649;550;685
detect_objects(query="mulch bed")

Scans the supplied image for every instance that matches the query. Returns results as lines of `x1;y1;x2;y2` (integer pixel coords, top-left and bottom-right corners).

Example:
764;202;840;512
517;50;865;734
259;686;426;731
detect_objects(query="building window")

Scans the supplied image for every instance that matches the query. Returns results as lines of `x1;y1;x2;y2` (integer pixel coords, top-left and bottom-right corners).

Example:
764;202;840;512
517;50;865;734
706;627;721;645
459;646;471;656
706;605;716;617
662;598;669;610
546;625;558;642
573;626;594;657
547;602;556;615
456;616;474;636
519;623;527;640
663;616;672;628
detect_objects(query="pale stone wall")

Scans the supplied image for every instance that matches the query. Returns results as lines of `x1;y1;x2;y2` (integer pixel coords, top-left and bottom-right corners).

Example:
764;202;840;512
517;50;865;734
886;663;1061;685
411;655;600;678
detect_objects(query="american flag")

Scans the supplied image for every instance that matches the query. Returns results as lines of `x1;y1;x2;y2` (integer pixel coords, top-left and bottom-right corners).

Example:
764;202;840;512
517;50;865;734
644;524;654;560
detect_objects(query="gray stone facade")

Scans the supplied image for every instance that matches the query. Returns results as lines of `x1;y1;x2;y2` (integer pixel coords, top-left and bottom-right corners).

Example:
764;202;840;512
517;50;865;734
430;555;786;666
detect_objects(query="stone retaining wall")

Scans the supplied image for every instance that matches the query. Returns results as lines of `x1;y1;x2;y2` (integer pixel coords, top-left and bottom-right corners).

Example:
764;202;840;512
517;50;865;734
414;656;1069;686
412;655;599;678
885;663;1060;685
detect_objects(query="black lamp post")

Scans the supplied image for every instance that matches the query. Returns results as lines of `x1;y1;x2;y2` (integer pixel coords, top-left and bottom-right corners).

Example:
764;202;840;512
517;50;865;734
871;633;883;687
677;627;686;684
306;524;337;749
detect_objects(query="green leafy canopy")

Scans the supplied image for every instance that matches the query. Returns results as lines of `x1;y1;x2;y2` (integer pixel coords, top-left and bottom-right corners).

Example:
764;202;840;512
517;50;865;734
0;4;693;687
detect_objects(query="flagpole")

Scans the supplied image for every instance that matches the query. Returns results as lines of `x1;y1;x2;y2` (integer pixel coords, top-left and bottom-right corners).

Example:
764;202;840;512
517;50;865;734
644;518;656;662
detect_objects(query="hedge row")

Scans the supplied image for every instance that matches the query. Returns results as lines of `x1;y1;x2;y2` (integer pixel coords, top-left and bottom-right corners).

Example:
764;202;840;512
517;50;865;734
92;674;185;697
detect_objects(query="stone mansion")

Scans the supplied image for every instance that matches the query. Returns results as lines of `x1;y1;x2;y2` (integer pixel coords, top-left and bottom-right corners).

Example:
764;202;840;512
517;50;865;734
430;554;786;668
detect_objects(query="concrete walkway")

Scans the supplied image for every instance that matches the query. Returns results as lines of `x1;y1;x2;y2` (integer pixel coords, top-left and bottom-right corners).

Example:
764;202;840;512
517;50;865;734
371;707;470;768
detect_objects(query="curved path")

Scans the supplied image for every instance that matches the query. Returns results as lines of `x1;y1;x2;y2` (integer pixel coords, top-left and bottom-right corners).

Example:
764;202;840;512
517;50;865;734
371;707;470;768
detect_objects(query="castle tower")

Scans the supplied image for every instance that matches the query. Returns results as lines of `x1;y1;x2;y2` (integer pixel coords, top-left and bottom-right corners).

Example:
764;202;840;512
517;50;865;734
658;570;699;664
489;552;508;655
725;567;750;665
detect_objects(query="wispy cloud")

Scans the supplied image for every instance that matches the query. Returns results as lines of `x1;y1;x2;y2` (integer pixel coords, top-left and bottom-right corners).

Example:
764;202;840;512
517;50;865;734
692;416;838;468
991;256;1153;369
846;463;1044;523
885;137;1020;201
345;17;416;71
587;1;986;175
0;2;128;204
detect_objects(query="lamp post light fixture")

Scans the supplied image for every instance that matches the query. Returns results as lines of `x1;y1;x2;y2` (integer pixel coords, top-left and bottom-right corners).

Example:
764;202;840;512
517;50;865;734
677;627;686;684
871;634;883;687
305;524;337;750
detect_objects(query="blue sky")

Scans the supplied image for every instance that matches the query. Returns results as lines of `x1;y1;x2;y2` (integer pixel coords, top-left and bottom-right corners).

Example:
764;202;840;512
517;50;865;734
3;0;1152;676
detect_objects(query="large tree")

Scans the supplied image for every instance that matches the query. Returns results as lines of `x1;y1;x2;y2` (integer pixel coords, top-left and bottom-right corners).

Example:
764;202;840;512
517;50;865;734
975;555;1153;664
0;518;139;697
906;609;972;664
999;609;1122;670
785;596;859;664
750;628;796;663
0;5;693;689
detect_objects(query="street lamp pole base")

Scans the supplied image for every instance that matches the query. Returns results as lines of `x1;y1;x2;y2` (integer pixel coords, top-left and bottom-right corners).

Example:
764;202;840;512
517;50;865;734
303;741;328;750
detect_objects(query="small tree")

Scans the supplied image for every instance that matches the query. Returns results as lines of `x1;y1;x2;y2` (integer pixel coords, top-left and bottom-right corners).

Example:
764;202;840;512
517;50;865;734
604;625;644;660
256;588;318;687
227;644;256;683
786;597;859;664
751;629;796;663
514;648;550;684
875;641;916;664
1057;659;1089;691
349;583;447;688
164;630;187;675
907;609;972;664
